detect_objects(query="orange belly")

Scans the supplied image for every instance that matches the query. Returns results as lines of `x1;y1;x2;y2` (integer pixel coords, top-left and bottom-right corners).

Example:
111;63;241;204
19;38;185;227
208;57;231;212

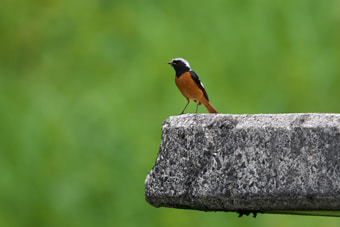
175;72;203;102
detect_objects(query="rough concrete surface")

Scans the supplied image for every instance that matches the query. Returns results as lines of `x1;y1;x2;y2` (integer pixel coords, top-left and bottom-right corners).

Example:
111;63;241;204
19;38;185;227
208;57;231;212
145;114;340;216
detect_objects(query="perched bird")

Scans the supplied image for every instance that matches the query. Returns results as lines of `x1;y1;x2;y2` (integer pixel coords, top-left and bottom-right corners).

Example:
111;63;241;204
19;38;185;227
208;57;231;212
168;58;218;114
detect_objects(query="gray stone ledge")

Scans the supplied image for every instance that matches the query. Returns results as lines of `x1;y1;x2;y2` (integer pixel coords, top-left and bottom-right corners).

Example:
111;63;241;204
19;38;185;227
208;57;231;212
145;113;340;216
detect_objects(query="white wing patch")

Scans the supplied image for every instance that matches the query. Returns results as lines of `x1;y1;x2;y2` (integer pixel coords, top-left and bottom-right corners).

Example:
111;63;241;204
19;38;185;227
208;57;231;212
200;81;205;88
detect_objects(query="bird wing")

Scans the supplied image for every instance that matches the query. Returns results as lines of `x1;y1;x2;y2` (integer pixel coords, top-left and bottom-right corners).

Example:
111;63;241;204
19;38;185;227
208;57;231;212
190;71;209;101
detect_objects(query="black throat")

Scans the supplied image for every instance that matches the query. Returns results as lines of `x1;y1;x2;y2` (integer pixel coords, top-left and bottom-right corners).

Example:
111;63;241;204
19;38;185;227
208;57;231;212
173;64;190;77
175;68;190;77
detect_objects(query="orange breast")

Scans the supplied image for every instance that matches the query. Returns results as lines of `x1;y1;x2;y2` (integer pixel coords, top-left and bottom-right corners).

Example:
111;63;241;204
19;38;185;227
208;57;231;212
175;72;204;102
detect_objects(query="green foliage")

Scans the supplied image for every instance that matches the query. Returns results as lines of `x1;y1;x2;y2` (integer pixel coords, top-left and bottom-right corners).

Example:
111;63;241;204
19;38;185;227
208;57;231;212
1;0;340;226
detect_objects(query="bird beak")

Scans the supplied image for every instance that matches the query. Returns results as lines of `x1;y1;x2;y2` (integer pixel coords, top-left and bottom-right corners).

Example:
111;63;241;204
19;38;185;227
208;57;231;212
168;62;172;65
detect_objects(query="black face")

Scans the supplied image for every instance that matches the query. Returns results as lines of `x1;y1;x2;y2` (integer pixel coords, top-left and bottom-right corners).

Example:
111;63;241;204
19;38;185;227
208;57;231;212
168;59;190;77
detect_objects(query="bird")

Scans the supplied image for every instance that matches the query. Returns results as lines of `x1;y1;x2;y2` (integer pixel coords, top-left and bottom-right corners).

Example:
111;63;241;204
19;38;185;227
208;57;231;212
168;58;218;114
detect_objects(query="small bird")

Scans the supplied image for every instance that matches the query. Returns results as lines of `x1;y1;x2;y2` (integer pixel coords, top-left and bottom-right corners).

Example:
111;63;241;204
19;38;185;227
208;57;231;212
168;58;218;114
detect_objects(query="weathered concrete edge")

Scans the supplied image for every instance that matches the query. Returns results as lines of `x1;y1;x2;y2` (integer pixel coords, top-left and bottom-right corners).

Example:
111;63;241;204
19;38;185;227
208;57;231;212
145;113;340;216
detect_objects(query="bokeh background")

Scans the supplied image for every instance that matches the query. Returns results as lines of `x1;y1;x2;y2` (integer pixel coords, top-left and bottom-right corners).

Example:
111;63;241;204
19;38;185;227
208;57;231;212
1;0;340;226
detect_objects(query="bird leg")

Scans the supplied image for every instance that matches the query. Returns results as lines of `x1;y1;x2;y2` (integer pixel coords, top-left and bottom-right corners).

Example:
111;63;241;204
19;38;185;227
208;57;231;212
180;99;190;115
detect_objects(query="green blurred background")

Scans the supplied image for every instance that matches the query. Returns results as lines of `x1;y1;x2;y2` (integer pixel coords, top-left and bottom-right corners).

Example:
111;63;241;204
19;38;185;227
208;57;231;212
1;0;340;226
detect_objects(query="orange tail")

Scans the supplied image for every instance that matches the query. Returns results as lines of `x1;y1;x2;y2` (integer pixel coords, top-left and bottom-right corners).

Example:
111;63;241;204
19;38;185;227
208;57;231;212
200;98;218;113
